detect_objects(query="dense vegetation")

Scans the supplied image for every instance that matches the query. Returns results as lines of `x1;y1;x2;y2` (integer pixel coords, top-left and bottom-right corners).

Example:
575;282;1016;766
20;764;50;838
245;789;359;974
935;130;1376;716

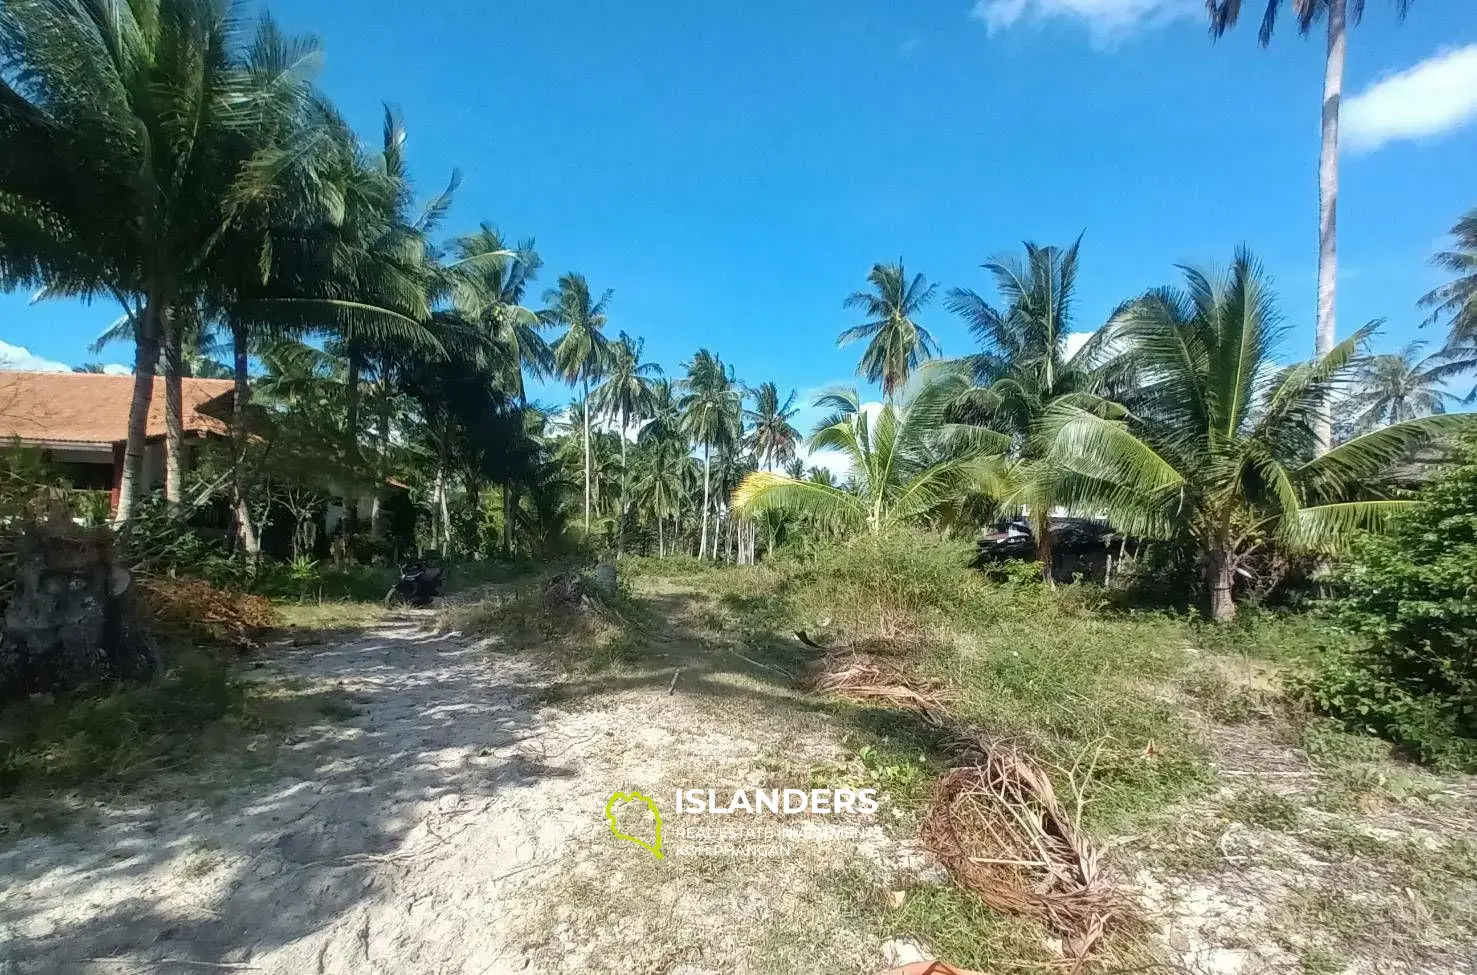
3;0;1477;768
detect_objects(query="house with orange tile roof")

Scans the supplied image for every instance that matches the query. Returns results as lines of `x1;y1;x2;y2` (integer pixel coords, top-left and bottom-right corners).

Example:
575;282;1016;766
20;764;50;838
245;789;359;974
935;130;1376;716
0;371;235;515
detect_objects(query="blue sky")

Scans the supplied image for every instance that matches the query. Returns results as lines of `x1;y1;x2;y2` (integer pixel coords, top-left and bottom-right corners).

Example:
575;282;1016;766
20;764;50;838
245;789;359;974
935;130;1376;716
4;0;1476;422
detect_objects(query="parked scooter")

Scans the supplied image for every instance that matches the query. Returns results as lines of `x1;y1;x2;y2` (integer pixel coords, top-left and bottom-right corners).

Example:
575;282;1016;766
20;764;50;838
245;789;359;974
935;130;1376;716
384;559;444;608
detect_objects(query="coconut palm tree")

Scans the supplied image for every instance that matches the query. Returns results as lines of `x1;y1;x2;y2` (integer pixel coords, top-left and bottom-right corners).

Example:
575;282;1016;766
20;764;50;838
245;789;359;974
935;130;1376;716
635;436;690;556
0;0;330;522
1208;0;1416;455
1041;249;1469;621
1346;342;1456;431
546;273;612;531
1420;209;1477;396
946;238;1118;581
839;260;940;400
679;349;742;559
733;364;1008;535
745;382;802;471
593;332;662;551
445;225;547;550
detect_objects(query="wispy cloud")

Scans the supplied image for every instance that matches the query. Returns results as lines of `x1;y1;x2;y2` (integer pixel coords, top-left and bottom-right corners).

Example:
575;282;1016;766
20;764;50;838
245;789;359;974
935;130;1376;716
899;36;923;55
0;339;69;372
1344;44;1477;153
968;0;1196;41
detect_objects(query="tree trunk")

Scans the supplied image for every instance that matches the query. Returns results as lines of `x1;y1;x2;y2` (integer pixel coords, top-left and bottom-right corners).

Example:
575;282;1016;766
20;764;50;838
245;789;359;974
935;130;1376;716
1314;0;1346;456
699;444;711;559
503;487;516;556
617;415;628;557
435;465;452;559
229;322;260;558
114;301;164;525
657;514;664;557
162;315;184;511
1032;508;1055;587
1206;550;1237;623
345;349;362;535
583;377;592;532
370;370;390;543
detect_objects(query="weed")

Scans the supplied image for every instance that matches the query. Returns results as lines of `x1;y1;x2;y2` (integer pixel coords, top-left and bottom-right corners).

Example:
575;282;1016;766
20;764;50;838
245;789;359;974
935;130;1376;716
1222;789;1303;830
0;649;355;834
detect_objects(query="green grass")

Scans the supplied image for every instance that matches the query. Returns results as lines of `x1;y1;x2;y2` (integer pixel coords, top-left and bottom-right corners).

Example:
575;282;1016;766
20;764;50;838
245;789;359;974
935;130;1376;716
0;649;355;836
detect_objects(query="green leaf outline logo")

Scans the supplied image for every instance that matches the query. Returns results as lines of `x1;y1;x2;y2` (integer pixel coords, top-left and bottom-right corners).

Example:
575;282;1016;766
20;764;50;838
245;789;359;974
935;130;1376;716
604;789;664;859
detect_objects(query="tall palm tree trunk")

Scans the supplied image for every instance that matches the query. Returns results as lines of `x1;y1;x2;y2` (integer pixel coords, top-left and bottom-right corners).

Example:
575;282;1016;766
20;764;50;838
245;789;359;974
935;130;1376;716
699;444;711;559
1314;0;1347;455
583;377;592;532
504;389;527;556
162;318;184;511
230;322;260;558
115;300;165;525
618;414;628;557
370;374;390;542
345;348;362;536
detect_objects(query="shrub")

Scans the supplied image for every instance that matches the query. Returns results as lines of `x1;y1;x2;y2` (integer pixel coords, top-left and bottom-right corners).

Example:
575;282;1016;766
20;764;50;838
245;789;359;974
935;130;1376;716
796;530;988;638
1289;440;1477;769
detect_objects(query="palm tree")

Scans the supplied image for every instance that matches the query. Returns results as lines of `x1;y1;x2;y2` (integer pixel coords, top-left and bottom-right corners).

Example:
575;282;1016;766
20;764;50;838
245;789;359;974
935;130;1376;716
71;364;106;374
593;332;662;551
1041;249;1469;621
946;238;1116;581
679;350;742;559
733;364;1007;534
639;378;683;445
839;260;940;400
446;225;548;550
1346;342;1456;431
0;0;327;522
745;382;802;471
1420;209;1477;397
635;436;689;557
1208;0;1416;455
546;273;612;531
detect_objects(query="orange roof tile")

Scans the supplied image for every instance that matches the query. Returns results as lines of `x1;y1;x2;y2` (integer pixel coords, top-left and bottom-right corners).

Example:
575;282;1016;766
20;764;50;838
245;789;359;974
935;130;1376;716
0;371;234;446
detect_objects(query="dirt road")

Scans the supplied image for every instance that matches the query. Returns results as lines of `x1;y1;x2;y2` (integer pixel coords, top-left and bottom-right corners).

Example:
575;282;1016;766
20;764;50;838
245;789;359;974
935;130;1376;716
0;603;896;974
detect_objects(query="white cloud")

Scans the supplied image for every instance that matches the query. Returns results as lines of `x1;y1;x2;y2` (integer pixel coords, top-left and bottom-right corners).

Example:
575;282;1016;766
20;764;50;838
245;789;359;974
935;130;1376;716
1064;331;1094;359
968;0;1196;40
1344;44;1477;153
101;364;132;375
899;36;923;55
0;340;70;372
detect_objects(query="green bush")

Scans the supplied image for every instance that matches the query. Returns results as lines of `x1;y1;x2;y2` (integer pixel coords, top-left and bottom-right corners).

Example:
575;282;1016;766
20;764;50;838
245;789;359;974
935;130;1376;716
796;530;988;637
1289;440;1477;769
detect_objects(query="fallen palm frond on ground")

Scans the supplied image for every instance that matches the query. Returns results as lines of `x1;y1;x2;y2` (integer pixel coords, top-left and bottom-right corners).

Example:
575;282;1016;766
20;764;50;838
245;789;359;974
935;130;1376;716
920;745;1125;970
805;651;953;715
801;634;1129;969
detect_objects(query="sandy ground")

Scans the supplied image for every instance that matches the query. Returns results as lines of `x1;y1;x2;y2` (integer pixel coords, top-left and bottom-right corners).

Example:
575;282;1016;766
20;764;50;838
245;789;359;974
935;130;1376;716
0;604;901;975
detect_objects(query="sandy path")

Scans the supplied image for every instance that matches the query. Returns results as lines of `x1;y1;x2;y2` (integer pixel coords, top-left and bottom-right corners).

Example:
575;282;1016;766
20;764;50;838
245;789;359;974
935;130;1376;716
0;616;628;974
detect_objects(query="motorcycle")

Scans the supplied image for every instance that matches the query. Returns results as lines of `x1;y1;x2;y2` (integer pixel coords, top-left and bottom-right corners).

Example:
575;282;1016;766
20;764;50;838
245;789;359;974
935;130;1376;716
384;560;444;609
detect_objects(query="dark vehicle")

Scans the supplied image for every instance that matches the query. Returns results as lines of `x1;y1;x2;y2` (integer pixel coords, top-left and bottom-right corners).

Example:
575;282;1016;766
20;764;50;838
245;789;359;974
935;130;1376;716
385;560;444;608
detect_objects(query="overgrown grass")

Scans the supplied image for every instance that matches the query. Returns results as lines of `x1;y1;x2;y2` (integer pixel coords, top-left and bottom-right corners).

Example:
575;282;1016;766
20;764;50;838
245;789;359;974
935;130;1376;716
442;575;648;673
0;648;354;835
618;534;1419;969
629;534;1219;835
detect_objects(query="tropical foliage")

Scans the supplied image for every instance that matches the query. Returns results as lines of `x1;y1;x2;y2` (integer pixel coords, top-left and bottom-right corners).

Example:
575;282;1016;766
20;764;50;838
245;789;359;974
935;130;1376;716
838;260;939;400
1039;251;1466;619
1290;436;1477;769
1;0;1470;636
733;365;1006;536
